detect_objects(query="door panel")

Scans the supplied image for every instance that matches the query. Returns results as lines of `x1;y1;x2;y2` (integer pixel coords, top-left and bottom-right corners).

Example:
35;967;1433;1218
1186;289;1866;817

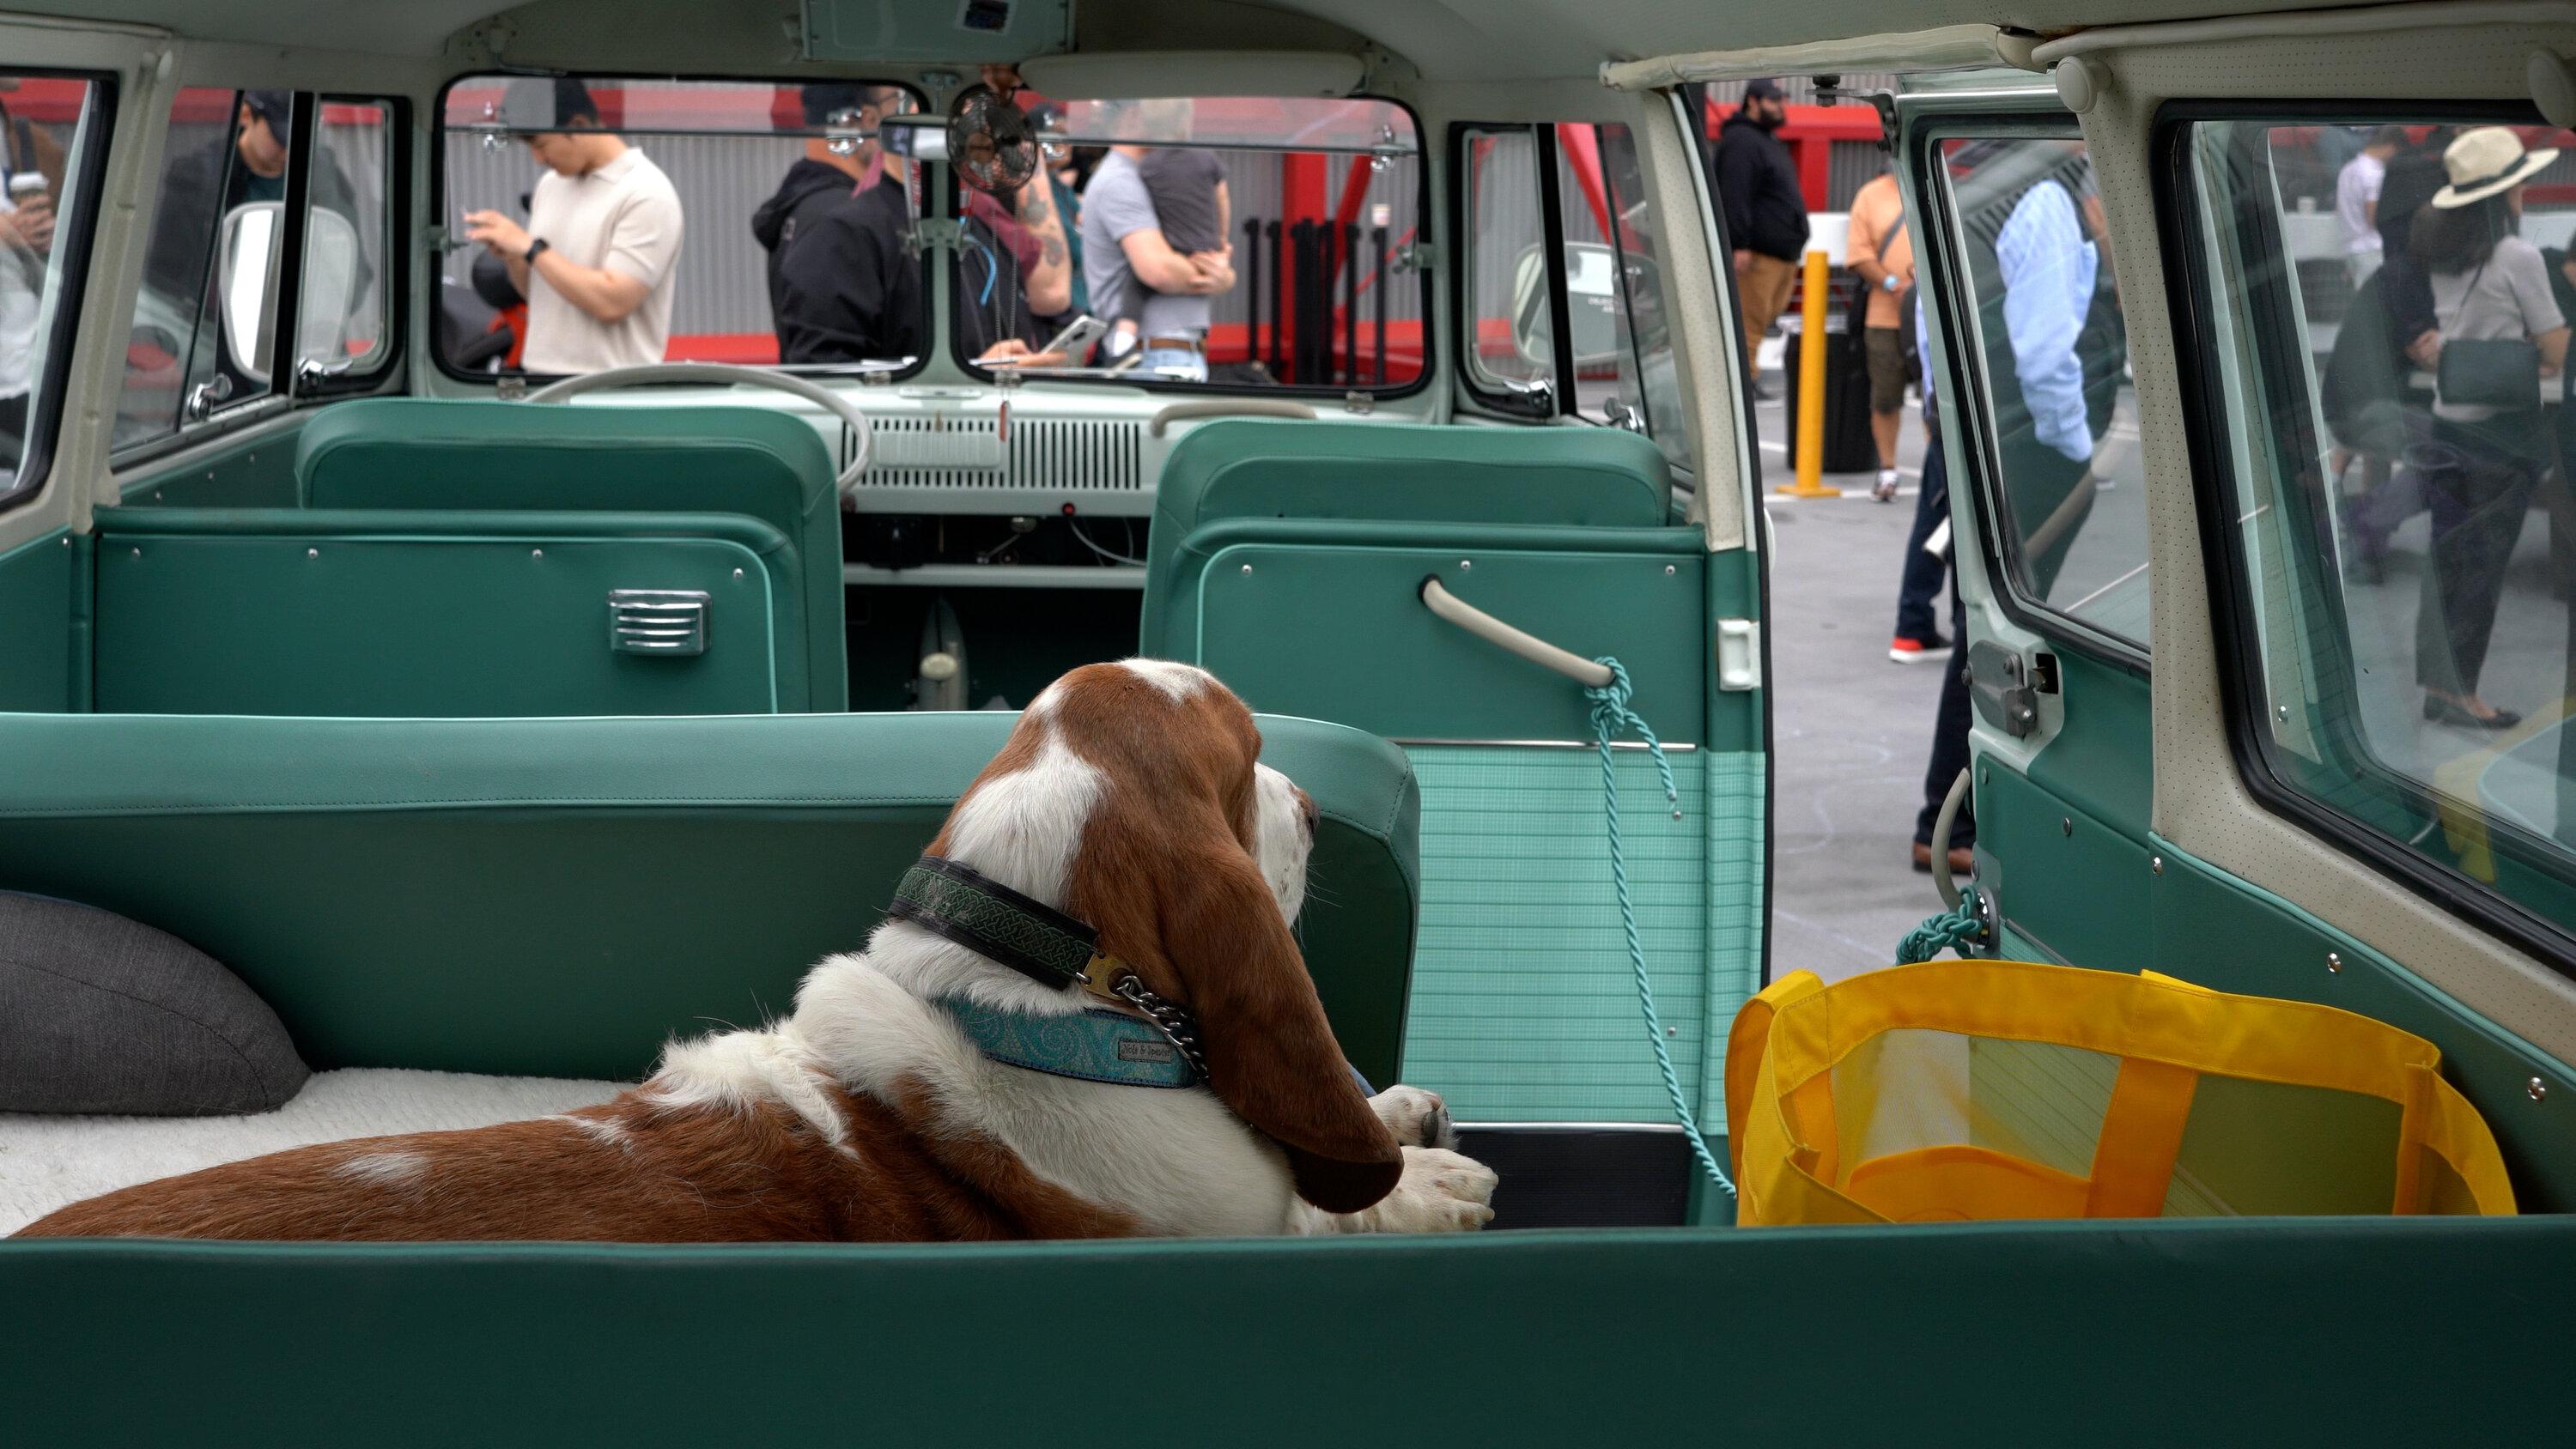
1199;536;1707;743
0;530;76;711
1899;80;2155;956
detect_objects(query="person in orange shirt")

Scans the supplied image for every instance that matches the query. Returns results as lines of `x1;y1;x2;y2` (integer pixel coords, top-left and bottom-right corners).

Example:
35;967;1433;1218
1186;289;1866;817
1843;169;1914;501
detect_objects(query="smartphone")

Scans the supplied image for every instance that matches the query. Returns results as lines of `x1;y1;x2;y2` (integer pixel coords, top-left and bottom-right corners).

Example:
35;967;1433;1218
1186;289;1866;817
1033;312;1105;361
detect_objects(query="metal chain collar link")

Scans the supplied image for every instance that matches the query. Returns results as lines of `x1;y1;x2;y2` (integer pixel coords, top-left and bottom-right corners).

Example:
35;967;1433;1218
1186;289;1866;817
1109;974;1211;1080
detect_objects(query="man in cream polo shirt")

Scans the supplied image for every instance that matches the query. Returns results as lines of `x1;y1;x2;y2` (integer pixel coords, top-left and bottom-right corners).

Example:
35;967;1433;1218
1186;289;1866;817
464;78;683;373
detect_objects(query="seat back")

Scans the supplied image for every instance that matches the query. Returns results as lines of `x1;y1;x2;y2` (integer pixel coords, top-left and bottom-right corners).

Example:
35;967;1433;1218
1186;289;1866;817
0;712;1417;1085
1141;418;1673;651
293;397;846;708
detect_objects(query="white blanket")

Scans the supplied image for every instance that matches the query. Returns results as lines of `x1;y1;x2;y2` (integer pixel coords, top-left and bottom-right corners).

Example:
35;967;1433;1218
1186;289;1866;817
0;1068;623;1235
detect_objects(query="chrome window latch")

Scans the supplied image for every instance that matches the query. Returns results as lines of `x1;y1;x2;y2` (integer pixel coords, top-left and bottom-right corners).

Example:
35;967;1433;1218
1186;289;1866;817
609;590;709;656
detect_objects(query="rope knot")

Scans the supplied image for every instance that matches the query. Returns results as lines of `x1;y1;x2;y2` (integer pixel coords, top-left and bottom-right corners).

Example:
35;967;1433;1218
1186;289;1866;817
1899;885;1988;964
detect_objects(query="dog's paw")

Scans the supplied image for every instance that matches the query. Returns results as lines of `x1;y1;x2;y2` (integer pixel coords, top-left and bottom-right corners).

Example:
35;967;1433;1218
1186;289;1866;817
1375;1146;1498;1232
1368;1084;1458;1151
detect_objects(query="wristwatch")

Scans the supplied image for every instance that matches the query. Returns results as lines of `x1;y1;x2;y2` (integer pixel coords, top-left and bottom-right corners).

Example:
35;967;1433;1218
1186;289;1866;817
523;238;550;264
1881;274;1902;293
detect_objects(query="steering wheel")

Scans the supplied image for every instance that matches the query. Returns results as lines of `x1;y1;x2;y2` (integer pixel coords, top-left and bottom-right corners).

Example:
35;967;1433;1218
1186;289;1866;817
526;361;876;497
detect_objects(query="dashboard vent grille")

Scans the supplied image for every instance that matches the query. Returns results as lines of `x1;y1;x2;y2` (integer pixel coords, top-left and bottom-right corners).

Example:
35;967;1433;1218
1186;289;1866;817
858;415;1145;494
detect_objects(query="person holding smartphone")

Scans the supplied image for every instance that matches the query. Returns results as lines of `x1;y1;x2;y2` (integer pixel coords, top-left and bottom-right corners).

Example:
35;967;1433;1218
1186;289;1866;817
0;77;64;464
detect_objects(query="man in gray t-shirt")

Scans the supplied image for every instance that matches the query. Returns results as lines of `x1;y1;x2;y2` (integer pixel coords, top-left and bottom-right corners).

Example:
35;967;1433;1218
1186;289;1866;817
1081;125;1234;379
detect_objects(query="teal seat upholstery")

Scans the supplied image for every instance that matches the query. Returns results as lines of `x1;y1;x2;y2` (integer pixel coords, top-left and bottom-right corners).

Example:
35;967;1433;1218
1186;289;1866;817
295;398;845;709
0;711;1417;1086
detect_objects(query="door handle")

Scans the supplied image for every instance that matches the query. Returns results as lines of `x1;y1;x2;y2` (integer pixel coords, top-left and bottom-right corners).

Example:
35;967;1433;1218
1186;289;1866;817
1419;575;1613;688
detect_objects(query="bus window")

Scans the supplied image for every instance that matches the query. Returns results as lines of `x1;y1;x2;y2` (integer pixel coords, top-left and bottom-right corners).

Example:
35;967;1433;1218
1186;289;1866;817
1457;124;1558;416
439;76;924;377
1926;133;2146;650
2184;116;2576;948
956;90;1426;392
0;73;103;504
301;98;393;382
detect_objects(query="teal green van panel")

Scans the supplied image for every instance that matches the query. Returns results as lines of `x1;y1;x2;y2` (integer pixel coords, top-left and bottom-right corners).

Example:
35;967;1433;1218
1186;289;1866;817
2148;840;2576;1212
1197;543;1708;745
1977;763;2154;971
1400;745;1760;1123
0;712;1416;1087
7;1219;2573;1446
2027;648;2152;834
93;530;782;717
0;530;73;711
116;423;304;507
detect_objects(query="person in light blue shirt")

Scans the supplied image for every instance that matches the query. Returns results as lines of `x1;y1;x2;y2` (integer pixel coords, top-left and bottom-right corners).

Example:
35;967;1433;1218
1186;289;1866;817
1959;142;2120;595
1995;178;2099;468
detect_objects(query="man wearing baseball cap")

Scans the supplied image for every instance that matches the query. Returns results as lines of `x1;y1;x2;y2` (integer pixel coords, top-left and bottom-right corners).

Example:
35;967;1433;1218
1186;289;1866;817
1710;78;1810;397
139;90;363;351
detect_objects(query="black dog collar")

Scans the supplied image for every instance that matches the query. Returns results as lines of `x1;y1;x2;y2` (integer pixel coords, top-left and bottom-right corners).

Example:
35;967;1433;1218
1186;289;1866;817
887;855;1209;1078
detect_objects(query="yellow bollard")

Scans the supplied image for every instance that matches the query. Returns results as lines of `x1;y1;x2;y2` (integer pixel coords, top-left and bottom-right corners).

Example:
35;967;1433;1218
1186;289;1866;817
1777;247;1841;498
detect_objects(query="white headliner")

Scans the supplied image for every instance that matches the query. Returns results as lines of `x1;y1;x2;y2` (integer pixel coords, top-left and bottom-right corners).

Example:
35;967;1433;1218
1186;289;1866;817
20;0;2379;78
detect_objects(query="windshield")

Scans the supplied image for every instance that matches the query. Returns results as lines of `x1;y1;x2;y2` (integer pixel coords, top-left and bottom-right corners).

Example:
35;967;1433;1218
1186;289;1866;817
438;76;925;377
953;90;1426;390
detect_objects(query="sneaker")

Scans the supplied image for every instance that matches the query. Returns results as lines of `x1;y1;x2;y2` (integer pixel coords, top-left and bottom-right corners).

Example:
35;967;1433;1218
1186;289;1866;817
1889;634;1953;664
1872;468;1900;502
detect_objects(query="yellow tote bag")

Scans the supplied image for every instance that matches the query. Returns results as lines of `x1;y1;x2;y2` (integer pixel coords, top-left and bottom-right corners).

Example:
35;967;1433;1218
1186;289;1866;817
1724;961;2516;1226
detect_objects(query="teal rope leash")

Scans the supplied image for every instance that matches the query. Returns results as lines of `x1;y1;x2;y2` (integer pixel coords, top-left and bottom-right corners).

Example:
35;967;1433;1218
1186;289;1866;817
1586;658;1736;1198
1898;885;1986;964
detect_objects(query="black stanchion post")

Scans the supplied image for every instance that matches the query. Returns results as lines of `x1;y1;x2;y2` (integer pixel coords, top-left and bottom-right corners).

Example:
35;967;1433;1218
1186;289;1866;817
1242;217;1263;378
1288;218;1309;383
1371;225;1388;385
1267;220;1285;378
1342;221;1359;389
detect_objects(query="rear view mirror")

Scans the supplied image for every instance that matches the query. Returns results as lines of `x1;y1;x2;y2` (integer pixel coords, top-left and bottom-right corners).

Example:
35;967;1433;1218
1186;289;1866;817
874;114;949;162
216;202;363;385
1511;239;1620;369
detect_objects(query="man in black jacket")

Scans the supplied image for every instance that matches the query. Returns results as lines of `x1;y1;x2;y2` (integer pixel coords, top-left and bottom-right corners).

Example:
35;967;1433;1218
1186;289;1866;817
1710;79;1809;395
752;83;922;366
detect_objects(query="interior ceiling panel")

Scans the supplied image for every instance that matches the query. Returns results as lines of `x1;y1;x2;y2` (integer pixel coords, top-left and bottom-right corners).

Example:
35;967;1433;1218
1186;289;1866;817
20;0;2419;74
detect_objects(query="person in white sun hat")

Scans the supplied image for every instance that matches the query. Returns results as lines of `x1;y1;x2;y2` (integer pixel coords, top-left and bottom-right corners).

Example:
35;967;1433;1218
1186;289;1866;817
2408;125;2568;732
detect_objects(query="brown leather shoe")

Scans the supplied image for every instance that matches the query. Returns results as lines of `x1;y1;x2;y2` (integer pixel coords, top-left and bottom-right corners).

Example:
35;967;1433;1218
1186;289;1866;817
1911;840;1975;876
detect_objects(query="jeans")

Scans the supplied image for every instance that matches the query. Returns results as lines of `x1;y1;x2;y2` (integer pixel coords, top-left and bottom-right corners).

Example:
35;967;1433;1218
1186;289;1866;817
1143;347;1206;382
1895;441;1951;644
2414;419;2542;697
1913;573;1973;849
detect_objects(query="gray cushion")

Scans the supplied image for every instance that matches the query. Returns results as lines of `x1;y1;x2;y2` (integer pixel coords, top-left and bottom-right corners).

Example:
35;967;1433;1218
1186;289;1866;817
0;892;308;1114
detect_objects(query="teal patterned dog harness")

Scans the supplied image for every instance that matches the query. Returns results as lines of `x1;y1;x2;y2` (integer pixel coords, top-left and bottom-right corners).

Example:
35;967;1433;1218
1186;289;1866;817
888;854;1210;1088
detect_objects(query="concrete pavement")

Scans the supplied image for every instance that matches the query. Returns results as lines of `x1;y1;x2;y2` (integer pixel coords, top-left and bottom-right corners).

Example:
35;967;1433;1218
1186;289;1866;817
1752;389;1958;984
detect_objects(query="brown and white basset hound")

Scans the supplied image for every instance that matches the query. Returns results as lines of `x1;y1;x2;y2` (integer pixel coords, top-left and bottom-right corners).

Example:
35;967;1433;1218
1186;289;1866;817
15;661;1496;1241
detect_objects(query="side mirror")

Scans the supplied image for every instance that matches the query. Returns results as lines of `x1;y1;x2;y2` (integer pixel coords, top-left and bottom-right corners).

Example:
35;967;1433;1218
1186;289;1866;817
216;201;283;383
1511;239;1621;370
216;202;364;384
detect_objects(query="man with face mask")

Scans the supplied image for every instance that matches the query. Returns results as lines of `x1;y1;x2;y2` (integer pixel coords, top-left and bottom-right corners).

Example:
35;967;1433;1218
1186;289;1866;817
1710;78;1810;397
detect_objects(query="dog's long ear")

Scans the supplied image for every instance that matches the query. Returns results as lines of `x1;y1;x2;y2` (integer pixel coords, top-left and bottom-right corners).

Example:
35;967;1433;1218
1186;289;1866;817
1165;847;1401;1215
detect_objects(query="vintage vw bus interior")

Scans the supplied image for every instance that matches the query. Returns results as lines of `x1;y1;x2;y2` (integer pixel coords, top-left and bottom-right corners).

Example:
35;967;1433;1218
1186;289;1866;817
3;0;2575;1440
